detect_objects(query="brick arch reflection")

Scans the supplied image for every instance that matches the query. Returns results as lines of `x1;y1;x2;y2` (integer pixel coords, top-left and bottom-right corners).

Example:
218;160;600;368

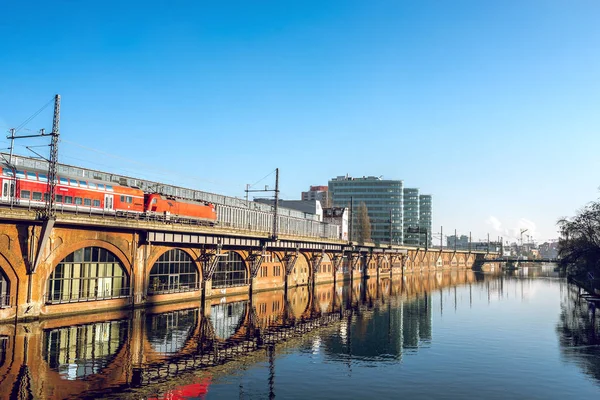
210;301;248;340
0;335;7;368
146;308;199;354
42;319;129;380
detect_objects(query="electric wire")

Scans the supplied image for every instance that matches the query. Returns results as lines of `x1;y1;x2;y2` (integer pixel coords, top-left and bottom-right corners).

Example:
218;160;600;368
248;169;276;189
14;97;55;132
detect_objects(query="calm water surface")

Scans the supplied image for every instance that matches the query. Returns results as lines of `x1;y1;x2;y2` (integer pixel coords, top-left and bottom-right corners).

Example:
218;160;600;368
4;266;599;399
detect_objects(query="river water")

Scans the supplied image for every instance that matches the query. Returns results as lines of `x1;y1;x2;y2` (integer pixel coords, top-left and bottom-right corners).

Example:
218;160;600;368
4;265;600;399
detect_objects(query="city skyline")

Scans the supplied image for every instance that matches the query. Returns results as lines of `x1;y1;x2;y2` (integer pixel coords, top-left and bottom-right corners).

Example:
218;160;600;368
2;1;599;243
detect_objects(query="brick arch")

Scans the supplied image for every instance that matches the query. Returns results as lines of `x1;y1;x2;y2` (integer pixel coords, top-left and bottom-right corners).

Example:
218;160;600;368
292;252;310;286
145;247;202;283
43;239;133;283
0;252;19;309
212;250;249;288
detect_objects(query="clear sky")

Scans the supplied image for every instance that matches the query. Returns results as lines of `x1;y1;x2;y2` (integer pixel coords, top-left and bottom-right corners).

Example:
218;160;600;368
1;1;599;244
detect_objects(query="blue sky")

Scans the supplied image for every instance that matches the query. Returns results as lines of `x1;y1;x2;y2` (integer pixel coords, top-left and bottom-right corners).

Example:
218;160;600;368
1;1;599;243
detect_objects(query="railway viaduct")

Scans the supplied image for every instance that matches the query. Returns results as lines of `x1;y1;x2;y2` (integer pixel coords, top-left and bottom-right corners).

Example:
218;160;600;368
0;207;498;323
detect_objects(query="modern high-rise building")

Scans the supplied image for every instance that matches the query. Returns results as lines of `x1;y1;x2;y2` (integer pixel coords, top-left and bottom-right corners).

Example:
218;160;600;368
403;188;420;245
419;195;432;247
328;176;403;245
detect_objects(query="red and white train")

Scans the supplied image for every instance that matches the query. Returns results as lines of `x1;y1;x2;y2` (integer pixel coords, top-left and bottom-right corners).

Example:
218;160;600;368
0;166;217;224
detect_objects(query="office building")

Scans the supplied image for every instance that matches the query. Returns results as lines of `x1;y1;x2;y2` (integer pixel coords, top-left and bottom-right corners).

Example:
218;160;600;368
403;188;420;245
328;175;403;244
301;186;329;207
419;195;432;247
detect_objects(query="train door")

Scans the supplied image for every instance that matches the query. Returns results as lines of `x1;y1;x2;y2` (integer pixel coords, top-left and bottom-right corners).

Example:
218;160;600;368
1;180;15;203
104;194;114;212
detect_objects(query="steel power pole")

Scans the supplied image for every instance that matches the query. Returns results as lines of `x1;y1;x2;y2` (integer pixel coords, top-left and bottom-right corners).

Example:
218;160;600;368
45;94;60;220
244;168;280;240
272;168;279;240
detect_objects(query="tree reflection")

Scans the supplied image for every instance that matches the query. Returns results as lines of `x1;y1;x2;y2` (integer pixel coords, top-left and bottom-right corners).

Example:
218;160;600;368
556;283;600;383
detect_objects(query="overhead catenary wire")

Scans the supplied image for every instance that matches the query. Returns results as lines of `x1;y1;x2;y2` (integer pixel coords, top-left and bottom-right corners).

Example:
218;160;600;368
248;169;276;189
14;97;55;133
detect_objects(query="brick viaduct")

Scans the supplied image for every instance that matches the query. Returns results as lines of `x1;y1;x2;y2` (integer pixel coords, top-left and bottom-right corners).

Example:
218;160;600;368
0;208;497;323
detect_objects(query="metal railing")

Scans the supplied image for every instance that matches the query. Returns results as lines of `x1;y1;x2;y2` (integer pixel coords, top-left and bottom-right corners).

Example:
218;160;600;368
44;287;131;305
147;281;201;296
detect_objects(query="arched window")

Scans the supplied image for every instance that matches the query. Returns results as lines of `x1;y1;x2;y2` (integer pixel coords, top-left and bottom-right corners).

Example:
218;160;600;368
212;252;247;288
148;249;199;295
43;319;129;380
0;268;9;308
46;247;129;304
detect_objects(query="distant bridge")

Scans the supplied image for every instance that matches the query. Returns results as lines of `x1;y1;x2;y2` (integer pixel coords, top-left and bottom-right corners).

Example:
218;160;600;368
487;257;558;263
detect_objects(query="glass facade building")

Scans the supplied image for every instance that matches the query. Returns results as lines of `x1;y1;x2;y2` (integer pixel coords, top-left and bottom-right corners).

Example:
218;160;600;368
403;188;420;245
328;176;403;245
419;195;432;247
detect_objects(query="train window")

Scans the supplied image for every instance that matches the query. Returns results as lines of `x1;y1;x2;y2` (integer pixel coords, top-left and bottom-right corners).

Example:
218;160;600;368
2;169;13;177
38;173;47;182
33;192;42;201
120;195;125;202
27;172;37;180
69;179;77;186
79;181;87;188
126;196;132;203
60;178;68;185
93;200;101;207
16;171;25;179
106;185;113;191
97;184;105;190
21;190;31;199
88;182;97;189
84;198;91;206
44;193;49;201
152;198;157;204
64;196;73;204
75;197;82;205
56;195;63;203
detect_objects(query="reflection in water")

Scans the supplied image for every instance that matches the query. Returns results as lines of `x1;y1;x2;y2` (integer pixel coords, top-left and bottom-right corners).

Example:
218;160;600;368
557;282;600;382
43;319;129;380
146;308;198;354
325;295;432;362
211;301;247;340
0;336;7;367
2;269;600;399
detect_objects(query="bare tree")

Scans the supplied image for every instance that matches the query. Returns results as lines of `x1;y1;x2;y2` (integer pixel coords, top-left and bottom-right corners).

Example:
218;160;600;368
356;202;372;243
558;200;600;284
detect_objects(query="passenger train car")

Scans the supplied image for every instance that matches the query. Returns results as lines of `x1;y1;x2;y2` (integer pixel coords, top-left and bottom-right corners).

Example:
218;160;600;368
1;153;340;239
0;166;217;224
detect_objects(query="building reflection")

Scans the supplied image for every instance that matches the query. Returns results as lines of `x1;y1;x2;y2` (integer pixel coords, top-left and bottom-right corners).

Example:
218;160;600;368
0;269;497;399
